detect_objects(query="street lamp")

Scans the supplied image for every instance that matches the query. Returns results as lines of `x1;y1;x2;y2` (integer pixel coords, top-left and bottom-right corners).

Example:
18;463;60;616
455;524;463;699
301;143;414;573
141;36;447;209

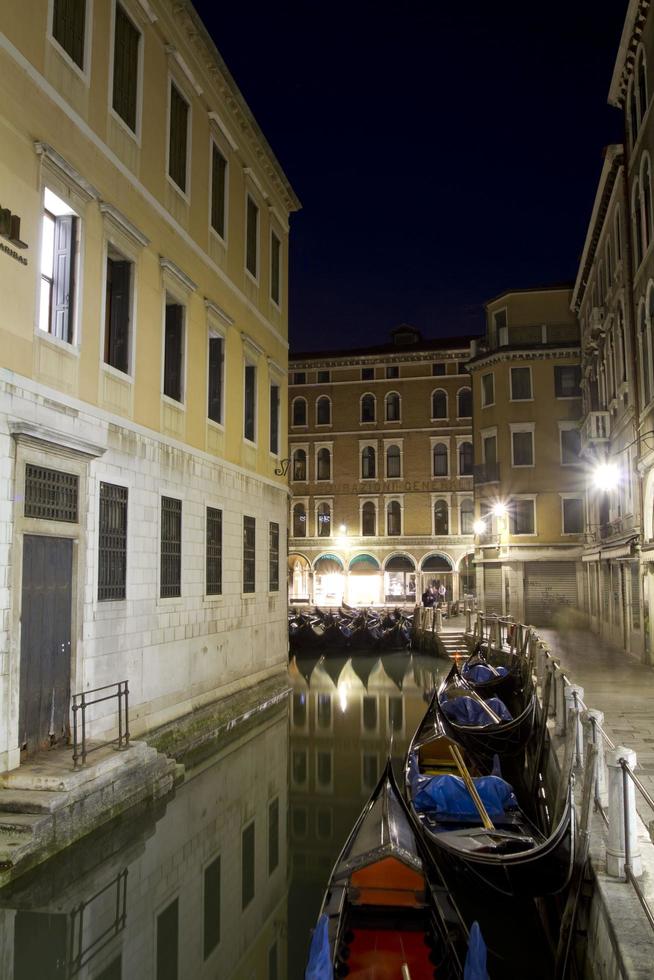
473;519;487;535
492;502;508;518
593;462;620;492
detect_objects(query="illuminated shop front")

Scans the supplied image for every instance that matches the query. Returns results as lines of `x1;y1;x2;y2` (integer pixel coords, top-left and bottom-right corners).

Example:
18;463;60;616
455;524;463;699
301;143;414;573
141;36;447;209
384;554;416;603
420;553;453;600
313;554;345;606
459;552;476;597
347;554;382;606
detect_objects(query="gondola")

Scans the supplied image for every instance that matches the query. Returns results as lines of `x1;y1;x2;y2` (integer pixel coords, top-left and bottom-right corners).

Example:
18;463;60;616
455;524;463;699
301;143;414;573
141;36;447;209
293;651;323;687
349;653;379;690
289;606;413;654
321;652;350;688
305;758;485;979
437;663;536;768
404;691;575;897
460;641;531;703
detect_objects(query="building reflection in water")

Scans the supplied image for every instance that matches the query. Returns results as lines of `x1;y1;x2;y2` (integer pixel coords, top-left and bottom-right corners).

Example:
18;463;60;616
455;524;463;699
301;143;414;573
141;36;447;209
286;651;444;977
0;701;289;980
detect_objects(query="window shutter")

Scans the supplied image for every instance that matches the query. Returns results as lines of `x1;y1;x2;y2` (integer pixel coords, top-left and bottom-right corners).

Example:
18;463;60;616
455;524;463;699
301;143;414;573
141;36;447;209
164;304;183;401
107;259;131;373
53;215;76;342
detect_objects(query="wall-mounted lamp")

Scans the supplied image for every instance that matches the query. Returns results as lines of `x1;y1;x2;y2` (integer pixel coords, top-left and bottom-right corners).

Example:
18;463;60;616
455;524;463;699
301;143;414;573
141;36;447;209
473;519;487;535
592;462;619;492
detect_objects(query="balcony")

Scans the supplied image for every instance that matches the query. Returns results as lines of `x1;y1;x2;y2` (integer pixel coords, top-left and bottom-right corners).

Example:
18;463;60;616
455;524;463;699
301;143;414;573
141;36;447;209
580;411;610;457
473;462;500;484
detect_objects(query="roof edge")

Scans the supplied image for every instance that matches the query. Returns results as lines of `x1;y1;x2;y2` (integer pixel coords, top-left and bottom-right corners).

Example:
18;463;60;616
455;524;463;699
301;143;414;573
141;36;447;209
608;0;647;107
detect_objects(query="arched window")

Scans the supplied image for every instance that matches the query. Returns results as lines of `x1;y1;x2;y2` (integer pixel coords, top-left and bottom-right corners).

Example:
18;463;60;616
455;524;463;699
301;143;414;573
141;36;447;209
459;441;473;476
387;500;401;536
432;389;447;419
638;46;648;125
633;179;643;268
292;448;307;481
361;501;376;536
316;395;331;425
629;79;639;148
317;447;331;481
457;387;472;418
642;155;652;252
385;391;401;421
386;444;401;478
292;502;306;537
292;397;307;427
361;445;376;479
433;442;448;477
460;498;474;534
317;502;331;537
360;393;376;422
433;499;449;535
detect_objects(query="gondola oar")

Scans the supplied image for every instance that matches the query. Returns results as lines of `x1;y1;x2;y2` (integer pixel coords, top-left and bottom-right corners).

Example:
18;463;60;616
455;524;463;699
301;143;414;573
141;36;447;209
449;744;495;831
467;688;502;724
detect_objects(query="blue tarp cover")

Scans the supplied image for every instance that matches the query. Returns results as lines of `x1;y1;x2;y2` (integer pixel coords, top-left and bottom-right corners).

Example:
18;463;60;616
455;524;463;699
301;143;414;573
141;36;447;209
305;914;333;980
412;772;518;820
464;921;489;980
440;695;512;725
462;663;508;684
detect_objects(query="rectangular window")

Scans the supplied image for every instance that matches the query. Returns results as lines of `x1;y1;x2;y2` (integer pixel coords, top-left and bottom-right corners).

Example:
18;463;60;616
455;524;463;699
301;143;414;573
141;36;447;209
160;496;182;598
510;498;535;535
98;483;128;601
206;507;222;596
361;367;374;381
203;856;220;960
554;365;582;398
242;822;255;909
483;434;497;464
432;362;446;376
246;196;259;278
104;252;132;374
510;366;532;400
244;363;256;442
243;515;256;593
512;430;534;466
211;144;227;238
271;231;281;305
386;365;399;379
481;372;494;406
493;309;507;333
168;82;189;192
269;383;279;455
561;427;581;464
207;335;224;424
156;898;179;980
40;192;78;343
25;464;78;522
317;370;330;383
164;300;184;402
292;371;306;384
269;521;279;592
458;360;468;375
112;3;140;132
268;798;279;874
52;0;86;69
563;498;584;534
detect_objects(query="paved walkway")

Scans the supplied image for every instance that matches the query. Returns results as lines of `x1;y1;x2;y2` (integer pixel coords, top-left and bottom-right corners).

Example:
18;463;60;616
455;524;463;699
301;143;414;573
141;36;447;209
540;627;654;829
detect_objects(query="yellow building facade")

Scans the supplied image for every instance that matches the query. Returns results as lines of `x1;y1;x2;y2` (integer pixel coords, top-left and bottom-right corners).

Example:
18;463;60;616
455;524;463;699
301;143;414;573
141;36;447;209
287;327;476;606
468;287;585;624
0;1;299;772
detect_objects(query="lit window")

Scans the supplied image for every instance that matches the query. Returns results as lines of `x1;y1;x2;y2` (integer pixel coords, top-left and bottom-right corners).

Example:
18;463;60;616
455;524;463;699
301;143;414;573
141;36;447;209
39;189;78;343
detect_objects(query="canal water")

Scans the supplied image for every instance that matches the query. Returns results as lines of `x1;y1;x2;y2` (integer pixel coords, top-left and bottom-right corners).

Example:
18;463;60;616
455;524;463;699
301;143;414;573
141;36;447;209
0;651;554;979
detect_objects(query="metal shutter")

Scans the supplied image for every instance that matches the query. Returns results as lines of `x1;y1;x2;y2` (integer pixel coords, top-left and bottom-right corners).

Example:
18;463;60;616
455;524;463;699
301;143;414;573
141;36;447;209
483;564;503;615
631;562;641;630
524;562;579;626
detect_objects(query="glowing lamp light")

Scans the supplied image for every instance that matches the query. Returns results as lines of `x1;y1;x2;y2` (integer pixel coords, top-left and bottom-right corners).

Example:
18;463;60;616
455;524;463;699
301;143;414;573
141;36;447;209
338;524;347;534
473;519;487;535
492;502;508;518
593;462;620;492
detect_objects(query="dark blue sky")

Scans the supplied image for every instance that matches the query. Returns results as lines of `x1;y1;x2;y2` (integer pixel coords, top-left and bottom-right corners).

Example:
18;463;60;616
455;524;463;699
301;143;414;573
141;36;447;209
194;1;625;351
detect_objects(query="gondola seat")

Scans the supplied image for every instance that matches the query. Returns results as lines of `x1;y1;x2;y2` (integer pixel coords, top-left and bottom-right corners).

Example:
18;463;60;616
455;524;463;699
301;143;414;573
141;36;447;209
349;857;426;908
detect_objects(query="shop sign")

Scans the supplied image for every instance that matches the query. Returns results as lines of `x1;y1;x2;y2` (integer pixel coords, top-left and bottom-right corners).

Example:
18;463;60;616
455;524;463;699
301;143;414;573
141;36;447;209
0;207;28;266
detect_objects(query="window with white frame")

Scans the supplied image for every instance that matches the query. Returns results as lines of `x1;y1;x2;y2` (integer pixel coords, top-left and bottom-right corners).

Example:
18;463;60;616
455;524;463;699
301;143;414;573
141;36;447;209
482;433;497;465
317;502;331;537
554;365;582;398
292;448;307;482
432;362;446;376
316;447;331;481
460;498;474;534
457;387;472;418
510;366;532;400
361;445;376;479
271;231;281;306
52;0;88;70
269;382;280;455
292;501;306;537
39;188;79;343
292;397;307;427
163;296;185;402
211;142;227;239
481;373;494;407
385;392;400;421
511;428;534;467
207;333;224;424
361;500;376;536
316;396;331;425
361;367;374;381
562;497;584;534
560;425;581;465
246;195;259;278
386;444;401;478
458;441;473;475
104;246;133;373
244;361;257;442
168;81;189;193
433;499;449;535
112;3;140;133
432;442;448;477
386;500;401;536
432;389;447;419
360;393;376;422
509;498;535;535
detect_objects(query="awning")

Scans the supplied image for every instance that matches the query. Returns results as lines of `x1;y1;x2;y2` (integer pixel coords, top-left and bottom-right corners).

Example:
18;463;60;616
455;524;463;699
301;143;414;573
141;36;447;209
349;553;381;574
314;553;344;572
582;540;637;562
385;555;415;572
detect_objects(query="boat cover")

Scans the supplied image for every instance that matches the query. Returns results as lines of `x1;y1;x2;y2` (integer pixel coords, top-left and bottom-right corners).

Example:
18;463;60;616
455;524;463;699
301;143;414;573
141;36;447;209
411;772;518;820
464;921;489;980
462;663;508;684
440;695;512;725
305;914;333;980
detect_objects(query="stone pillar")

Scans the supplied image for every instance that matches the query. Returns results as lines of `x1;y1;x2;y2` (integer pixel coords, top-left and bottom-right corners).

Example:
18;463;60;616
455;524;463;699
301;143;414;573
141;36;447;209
584;709;608;808
465;606;472;633
607;746;642;878
435;608;443;633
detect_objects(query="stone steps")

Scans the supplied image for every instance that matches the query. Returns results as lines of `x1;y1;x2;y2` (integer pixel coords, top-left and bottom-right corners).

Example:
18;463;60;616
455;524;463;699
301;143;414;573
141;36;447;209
0;788;69;814
438;631;468;658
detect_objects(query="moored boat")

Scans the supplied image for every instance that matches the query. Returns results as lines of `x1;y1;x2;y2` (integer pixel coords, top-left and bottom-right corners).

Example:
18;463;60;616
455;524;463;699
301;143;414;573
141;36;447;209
460;642;531;702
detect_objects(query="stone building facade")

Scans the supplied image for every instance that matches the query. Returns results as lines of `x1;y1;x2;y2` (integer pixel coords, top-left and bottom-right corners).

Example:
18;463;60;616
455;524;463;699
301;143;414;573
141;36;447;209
0;1;299;772
287;327;476;607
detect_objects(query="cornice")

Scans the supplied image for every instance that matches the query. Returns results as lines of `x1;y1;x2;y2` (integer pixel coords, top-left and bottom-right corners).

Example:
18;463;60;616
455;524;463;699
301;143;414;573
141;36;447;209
466;345;581;371
608;0;650;108
289;351;470;370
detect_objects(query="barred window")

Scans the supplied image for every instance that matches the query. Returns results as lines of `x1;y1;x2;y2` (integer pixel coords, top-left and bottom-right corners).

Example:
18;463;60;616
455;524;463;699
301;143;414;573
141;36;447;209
25;464;78;522
269;521;279;592
206;507;222;595
160;496;182;598
112;3;140;132
52;0;86;69
169;82;189;192
98;483;127;601
243;516;256;593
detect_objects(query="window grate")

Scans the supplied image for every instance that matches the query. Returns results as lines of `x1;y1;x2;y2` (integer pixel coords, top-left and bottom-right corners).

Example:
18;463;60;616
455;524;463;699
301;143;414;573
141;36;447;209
206;507;222;595
243;515;256;593
269;521;279;592
98;483;128;600
160;496;182;598
25;464;78;522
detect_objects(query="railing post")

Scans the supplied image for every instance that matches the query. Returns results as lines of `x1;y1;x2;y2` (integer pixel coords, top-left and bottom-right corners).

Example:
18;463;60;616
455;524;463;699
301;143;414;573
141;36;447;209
547;658;560;718
607;747;642;878
584;709;608;808
564;684;585;770
72;697;79;768
465;606;472;633
476;611;482;639
555;671;569;736
435;607;443;633
124;681;130;746
536;644;547;691
81;691;87;766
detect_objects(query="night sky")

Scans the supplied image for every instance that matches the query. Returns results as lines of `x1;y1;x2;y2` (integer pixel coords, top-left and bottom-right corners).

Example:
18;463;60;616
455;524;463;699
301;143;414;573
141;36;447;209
194;1;626;352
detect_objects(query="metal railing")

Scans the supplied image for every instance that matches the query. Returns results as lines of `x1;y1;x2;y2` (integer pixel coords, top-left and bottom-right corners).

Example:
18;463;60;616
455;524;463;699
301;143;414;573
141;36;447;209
72;680;130;768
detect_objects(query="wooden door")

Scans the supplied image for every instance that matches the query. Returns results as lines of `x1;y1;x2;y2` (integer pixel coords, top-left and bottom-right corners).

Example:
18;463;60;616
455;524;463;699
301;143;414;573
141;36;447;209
19;535;72;754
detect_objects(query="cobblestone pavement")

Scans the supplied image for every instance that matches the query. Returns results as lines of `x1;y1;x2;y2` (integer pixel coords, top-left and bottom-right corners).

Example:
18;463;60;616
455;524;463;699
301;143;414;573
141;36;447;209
539;627;654;829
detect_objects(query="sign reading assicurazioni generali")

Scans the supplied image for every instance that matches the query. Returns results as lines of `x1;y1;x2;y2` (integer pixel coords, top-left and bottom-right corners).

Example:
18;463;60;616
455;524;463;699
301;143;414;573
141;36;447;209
0;207;28;266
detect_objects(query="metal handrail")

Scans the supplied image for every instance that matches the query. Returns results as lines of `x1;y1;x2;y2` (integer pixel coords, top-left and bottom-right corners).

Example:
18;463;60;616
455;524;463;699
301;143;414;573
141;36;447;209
71;680;130;768
620;759;654;930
